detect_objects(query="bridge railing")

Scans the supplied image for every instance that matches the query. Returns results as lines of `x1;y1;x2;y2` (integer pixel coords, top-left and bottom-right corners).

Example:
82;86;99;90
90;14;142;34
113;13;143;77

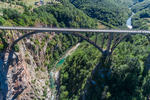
0;26;150;34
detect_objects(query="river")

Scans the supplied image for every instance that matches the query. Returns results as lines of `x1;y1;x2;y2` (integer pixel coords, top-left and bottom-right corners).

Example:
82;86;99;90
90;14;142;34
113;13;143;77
55;43;80;68
126;8;135;29
50;8;135;99
50;43;80;100
57;13;134;65
54;9;134;67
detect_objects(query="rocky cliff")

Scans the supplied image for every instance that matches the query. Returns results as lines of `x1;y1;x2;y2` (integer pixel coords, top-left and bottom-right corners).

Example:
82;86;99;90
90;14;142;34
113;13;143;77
0;31;57;99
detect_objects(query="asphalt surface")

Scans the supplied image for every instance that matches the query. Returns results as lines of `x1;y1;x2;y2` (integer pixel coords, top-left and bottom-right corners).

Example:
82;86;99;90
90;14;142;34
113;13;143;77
0;26;150;34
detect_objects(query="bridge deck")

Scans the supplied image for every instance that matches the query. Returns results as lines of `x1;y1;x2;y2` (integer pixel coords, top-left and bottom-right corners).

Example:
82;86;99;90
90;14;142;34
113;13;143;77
0;26;150;34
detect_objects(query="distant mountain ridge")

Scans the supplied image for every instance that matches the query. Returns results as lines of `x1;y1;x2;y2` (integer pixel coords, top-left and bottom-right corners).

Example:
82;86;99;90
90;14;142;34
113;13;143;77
68;0;135;27
132;0;150;12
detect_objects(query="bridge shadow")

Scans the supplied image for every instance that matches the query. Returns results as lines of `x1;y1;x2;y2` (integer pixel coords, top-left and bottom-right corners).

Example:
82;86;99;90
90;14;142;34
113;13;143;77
143;53;150;77
80;48;150;100
0;30;113;99
0;47;20;100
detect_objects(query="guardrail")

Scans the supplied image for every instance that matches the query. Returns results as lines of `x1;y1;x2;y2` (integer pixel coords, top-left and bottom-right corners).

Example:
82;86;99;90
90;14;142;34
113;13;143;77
0;26;150;34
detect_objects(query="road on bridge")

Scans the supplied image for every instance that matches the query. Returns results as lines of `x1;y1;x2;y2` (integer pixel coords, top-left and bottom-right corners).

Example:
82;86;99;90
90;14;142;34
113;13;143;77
0;26;150;34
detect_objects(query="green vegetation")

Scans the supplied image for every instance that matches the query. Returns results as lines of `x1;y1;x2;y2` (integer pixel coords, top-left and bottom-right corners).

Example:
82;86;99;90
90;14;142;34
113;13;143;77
0;38;4;51
1;0;150;100
0;31;8;51
58;1;150;99
0;1;97;70
60;34;150;100
50;72;55;89
68;0;132;27
31;79;36;84
85;35;150;100
43;87;47;97
132;0;150;13
45;33;79;70
132;7;150;29
1;3;97;27
0;43;4;51
14;44;19;52
131;0;150;30
60;43;101;99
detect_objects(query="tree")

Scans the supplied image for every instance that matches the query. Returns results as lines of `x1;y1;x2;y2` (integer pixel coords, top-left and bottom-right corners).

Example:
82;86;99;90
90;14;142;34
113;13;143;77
0;17;5;25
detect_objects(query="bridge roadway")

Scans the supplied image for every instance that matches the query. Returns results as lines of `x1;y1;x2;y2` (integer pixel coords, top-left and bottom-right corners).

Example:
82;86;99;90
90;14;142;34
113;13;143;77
0;26;150;34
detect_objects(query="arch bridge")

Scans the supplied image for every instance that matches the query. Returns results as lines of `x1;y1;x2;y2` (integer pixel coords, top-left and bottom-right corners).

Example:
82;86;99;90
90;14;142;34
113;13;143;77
1;26;150;99
1;26;150;55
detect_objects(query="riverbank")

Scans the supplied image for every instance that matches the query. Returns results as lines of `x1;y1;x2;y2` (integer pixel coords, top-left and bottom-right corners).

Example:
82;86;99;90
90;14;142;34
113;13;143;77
55;43;80;68
126;4;137;29
126;10;134;29
50;43;80;100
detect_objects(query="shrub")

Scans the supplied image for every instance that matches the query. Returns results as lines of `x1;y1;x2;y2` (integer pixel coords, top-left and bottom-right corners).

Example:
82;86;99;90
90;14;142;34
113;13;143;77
0;43;4;51
14;44;19;52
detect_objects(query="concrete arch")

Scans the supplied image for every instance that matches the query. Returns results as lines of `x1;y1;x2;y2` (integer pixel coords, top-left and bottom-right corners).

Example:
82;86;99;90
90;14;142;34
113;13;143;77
11;31;104;53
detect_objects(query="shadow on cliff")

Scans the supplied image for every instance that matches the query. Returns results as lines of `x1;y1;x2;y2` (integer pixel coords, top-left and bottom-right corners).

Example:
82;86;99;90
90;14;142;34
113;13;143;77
1;47;19;100
79;52;150;100
143;54;150;78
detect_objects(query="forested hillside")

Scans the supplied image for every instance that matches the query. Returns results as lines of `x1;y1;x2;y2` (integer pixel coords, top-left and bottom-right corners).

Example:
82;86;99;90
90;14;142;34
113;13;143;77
132;8;150;29
132;0;150;30
59;0;150;100
0;0;99;99
68;0;134;27
59;34;150;100
132;0;150;12
0;0;150;100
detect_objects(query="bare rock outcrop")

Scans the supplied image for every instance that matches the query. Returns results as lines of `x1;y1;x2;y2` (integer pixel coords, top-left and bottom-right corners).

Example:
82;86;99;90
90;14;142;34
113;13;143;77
0;33;53;100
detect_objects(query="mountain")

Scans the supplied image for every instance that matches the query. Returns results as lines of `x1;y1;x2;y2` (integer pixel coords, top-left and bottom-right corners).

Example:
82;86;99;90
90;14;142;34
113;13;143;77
59;0;150;100
68;0;133;27
132;0;150;12
0;0;99;99
131;0;150;29
0;0;150;100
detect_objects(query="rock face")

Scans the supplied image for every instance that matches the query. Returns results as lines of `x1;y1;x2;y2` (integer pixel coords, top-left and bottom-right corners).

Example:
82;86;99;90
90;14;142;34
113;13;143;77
0;32;53;99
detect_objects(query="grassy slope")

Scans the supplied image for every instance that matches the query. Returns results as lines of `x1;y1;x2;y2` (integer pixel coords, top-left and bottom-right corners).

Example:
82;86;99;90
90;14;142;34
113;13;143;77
0;0;58;13
20;0;59;6
0;1;24;14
